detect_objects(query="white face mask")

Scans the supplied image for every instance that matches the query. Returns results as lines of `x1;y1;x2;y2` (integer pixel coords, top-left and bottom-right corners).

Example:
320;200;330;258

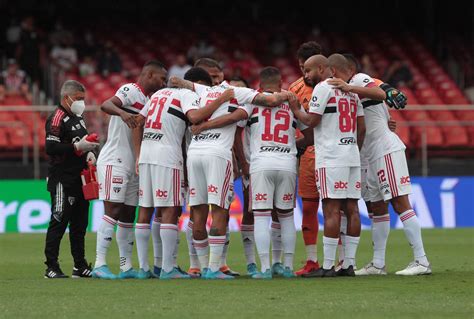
68;96;85;116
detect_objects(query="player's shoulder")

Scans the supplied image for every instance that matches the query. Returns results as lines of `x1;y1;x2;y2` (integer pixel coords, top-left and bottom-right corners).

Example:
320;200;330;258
350;73;374;86
48;107;68;129
289;77;305;93
118;82;145;96
315;79;332;90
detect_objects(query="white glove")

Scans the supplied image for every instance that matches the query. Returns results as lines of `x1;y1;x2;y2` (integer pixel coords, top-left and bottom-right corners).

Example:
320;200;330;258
74;135;99;152
86;152;96;165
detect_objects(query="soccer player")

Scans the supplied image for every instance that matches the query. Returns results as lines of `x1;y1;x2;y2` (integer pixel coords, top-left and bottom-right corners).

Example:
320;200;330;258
132;67;234;279
331;57;431;276
172;74;289;279
92;61;167;279
229;77;258;276
290;54;366;277
289;41;323;275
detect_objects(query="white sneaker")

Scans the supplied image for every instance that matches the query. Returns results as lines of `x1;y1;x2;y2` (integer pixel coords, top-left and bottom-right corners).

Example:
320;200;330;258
395;261;432;276
355;262;387;276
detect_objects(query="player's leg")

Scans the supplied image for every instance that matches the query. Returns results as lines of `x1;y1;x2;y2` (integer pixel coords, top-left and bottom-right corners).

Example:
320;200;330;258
205;156;235;279
69;194;92;278
186;208;201;276
385;151;430;275
303;167;344;278
270;210;283;274
296;155;320;276
241;177;257;275
151;210;162;277
192;204;210;274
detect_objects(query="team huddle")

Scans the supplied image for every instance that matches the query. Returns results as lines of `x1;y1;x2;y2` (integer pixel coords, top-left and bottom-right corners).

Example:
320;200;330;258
90;41;431;280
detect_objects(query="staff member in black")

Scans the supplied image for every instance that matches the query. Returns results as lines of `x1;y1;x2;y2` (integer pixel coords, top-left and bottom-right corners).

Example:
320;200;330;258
44;80;99;278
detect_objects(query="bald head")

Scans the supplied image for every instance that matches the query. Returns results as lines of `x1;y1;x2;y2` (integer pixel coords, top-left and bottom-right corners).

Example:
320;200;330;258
303;54;330;87
328;54;352;81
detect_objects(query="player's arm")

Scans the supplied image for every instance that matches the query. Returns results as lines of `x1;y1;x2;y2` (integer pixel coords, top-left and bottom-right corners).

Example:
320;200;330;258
327;78;386;101
379;83;407;109
357;116;366;150
388;118;396;132
252;91;289;107
182;135;188;189
296;127;314;149
288;92;322;128
233;126;249;178
168;77;195;91
45;118;97;155
190;109;248;135
101;96;138;129
186;89;234;124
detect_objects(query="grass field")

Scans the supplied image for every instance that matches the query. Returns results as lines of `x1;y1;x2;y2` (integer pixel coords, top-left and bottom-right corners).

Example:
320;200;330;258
0;228;473;319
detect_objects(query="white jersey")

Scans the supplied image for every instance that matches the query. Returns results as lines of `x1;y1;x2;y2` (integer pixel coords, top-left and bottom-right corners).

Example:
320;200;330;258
138;88;200;169
247;97;307;174
309;79;364;168
243;125;251;163
97;83;148;170
187;81;258;161
350;73;405;164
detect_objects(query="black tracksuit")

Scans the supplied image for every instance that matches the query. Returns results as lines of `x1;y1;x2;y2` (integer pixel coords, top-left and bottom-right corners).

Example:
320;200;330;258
44;105;91;269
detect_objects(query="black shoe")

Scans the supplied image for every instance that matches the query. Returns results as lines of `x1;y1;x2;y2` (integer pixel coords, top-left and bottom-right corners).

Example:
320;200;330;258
72;263;93;278
302;266;336;278
336;265;355;277
176;266;188;276
45;266;68;278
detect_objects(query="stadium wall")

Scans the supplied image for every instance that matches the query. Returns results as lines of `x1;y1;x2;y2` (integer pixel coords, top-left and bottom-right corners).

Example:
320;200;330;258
0;177;473;233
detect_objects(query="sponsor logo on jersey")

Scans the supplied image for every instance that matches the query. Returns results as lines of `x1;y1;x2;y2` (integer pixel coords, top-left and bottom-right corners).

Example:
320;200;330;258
259;146;291;153
143;132;164;141
282;193;293;201
112;176;123;184
355;181;361;189
255;193;267;201
400;176;411;185
207;185;218;194
334;181;348;190
190;188;196;196
68;196;76;205
193;132;221;141
113;187;121;193
339;137;356;145
155;189;168;198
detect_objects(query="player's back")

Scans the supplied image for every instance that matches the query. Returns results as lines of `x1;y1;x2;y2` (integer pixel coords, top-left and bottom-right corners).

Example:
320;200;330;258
248;98;304;174
139;87;199;169
309;79;362;168
188;81;255;161
98;83;148;169
350;73;405;163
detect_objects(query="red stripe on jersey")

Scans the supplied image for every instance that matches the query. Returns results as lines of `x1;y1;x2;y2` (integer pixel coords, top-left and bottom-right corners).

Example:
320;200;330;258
132;83;145;95
327;97;336;104
220;161;232;208
229;98;239;105
251;107;259;115
132;102;144;110
171;99;181;108
52;110;65;127
365;82;377;88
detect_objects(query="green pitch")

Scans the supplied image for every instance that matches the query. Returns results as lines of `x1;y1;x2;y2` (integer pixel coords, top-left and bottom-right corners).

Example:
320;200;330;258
0;229;473;319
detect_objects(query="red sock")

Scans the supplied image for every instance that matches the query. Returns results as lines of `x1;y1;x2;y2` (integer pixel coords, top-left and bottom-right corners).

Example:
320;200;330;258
302;199;319;245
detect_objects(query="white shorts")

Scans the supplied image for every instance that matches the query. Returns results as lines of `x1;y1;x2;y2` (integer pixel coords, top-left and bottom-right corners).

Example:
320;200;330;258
367;150;411;202
187;155;234;209
138;163;184;208
250;170;296;210
316;167;361;199
98;164;139;206
361;167;370;202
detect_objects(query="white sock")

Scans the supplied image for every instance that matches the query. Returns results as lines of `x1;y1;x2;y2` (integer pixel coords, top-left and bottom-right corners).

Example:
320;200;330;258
95;215;117;268
152;218;162;268
278;211;296;270
117;222;134;272
372;214;390;268
135;223;151;271
342;235;360;269
339;213;347;262
400;209;429;265
186;220;200;269
271;221;282;265
160;224;178;273
241;224;256;265
209;235;226;272
193;238;209;271
254;211;272;272
323;236;339;270
305;245;317;262
220;227;230;267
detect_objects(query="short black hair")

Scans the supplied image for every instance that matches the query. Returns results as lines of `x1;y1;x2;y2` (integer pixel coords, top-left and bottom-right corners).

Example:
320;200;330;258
229;76;249;88
194;58;222;71
144;60;166;70
184;67;213;86
296;41;322;61
259;67;281;84
342;53;361;72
